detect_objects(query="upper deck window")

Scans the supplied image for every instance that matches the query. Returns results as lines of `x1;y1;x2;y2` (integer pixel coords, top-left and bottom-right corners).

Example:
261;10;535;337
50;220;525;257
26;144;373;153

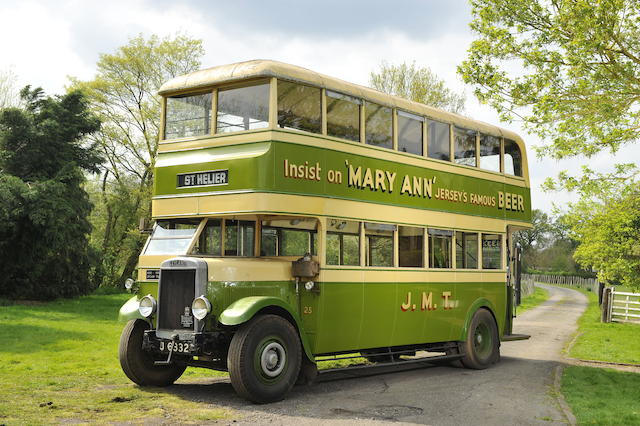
397;111;423;156
217;83;269;133
454;127;477;167
164;92;212;139
277;81;321;134
326;90;360;142
504;139;523;177
427;119;450;161
365;102;392;149
479;134;501;173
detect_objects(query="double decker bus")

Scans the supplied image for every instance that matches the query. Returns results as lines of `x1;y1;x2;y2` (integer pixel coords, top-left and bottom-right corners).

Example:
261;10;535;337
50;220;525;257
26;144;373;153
117;60;532;403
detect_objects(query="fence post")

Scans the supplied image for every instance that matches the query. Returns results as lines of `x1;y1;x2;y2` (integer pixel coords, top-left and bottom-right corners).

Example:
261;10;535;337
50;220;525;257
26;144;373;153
601;287;612;323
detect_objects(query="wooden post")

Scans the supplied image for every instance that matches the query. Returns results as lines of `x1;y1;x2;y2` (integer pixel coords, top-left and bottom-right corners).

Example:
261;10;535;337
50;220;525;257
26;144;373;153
601;287;612;323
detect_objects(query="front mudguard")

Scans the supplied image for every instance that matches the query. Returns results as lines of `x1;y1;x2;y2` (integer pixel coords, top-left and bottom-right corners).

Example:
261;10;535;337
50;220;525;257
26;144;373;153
219;296;315;362
118;296;148;323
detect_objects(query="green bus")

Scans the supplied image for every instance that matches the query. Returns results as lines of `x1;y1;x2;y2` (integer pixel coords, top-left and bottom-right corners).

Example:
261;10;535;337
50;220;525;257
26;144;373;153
118;60;532;403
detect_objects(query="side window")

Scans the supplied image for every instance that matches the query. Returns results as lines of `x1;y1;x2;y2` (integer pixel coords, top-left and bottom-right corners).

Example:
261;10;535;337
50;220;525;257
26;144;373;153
224;220;255;256
365;102;393;149
397;111;423;155
479;134;501;173
455;231;478;269
454;127;477;167
277;81;321;134
195;219;222;255
399;226;423;267
164;92;212;139
216;83;269;133
326;91;360;142
427;119;450;161
365;222;394;267
326;220;360;266
428;229;452;268
482;234;502;269
260;218;317;256
504;139;523;176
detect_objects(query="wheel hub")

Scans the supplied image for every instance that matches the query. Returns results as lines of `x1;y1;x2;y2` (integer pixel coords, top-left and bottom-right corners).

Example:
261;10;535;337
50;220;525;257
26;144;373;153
260;342;286;377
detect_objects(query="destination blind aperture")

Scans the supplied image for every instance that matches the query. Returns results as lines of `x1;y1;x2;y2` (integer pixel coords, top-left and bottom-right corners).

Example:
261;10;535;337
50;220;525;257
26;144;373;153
177;169;229;188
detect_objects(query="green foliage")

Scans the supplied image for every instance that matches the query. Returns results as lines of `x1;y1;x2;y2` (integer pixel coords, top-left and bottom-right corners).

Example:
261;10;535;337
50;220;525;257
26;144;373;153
370;61;465;113
563;185;640;290
562;366;640;425
460;0;640;159
70;34;204;287
0;87;102;300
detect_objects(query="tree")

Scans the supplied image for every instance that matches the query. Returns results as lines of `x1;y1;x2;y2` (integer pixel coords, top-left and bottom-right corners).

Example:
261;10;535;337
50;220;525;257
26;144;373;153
460;1;640;288
71;34;204;287
0;68;20;109
459;0;640;160
370;61;465;114
0;87;102;300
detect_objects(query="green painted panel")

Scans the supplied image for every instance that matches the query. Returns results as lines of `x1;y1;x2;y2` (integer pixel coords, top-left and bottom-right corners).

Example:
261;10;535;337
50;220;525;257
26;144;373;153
154;141;531;222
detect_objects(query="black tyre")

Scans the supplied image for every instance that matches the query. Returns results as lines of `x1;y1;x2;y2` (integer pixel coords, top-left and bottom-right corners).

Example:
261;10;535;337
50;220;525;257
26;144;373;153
461;308;500;369
119;319;186;386
227;315;302;403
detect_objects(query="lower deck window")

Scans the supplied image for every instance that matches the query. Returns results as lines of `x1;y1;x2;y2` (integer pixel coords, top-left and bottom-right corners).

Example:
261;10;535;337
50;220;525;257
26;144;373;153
429;229;453;268
399;226;423;267
456;231;478;269
261;218;317;256
144;219;200;255
326;220;360;266
194;219;255;256
482;234;502;269
365;222;395;267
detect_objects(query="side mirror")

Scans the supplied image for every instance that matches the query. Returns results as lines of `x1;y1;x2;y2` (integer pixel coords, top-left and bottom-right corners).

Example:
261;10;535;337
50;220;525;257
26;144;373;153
139;217;153;235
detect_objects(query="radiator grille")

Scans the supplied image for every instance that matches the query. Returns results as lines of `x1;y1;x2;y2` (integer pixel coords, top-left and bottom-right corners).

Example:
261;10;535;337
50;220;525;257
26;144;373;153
157;269;196;330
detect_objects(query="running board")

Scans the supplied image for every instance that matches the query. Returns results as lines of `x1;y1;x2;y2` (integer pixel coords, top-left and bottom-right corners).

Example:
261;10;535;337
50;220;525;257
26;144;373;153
318;352;464;375
501;333;530;341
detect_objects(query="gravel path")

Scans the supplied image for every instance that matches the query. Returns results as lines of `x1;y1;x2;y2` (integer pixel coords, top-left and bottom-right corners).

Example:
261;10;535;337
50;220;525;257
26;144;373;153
169;284;588;425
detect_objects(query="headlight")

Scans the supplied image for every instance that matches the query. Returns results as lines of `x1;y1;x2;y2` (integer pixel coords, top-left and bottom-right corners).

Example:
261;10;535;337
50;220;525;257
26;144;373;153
138;295;157;318
191;296;211;320
124;278;135;290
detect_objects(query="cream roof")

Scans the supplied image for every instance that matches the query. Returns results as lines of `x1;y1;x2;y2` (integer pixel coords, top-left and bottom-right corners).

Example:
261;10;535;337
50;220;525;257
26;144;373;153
159;60;523;142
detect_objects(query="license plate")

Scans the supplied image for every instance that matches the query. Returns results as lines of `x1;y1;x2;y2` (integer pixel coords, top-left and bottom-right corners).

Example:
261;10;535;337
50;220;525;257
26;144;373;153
159;340;192;354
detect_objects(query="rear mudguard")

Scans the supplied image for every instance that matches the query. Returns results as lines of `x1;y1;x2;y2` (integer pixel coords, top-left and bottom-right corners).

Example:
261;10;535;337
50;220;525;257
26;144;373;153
459;298;500;341
219;296;315;363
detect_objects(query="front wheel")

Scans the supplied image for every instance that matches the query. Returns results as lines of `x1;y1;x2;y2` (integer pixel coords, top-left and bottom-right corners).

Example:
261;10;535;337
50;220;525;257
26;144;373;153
461;308;500;369
119;319;186;386
227;315;302;403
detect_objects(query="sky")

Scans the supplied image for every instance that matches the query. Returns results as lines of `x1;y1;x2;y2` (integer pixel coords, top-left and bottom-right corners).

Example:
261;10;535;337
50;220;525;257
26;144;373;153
0;0;635;214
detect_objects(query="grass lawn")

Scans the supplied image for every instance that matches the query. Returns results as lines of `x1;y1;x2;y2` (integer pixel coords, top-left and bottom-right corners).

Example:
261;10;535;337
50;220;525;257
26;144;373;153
562;366;640;425
517;286;549;314
0;293;232;425
568;288;640;365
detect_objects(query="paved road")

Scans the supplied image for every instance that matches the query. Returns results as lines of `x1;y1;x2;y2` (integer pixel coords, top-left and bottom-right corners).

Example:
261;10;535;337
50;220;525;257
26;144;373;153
171;284;588;425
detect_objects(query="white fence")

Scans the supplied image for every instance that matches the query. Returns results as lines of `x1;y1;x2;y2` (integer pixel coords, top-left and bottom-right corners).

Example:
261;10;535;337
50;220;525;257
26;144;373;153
608;289;640;324
522;273;599;293
520;274;535;298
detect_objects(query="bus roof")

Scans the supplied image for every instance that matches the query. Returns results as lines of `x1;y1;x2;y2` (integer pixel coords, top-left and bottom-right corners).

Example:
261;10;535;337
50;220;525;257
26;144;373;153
158;60;522;143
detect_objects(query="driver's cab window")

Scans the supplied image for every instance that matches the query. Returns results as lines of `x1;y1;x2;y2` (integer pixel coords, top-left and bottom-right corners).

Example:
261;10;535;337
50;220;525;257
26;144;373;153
260;218;317;256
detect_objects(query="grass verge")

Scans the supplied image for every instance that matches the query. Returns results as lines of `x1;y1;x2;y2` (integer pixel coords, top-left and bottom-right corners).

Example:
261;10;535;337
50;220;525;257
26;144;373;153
567;288;640;364
0;293;232;425
561;366;640;425
517;286;549;314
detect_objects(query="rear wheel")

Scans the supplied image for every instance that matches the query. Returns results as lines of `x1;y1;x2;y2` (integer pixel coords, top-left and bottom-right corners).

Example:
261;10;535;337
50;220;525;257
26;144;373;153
119;319;186;386
461;308;500;369
227;315;302;403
